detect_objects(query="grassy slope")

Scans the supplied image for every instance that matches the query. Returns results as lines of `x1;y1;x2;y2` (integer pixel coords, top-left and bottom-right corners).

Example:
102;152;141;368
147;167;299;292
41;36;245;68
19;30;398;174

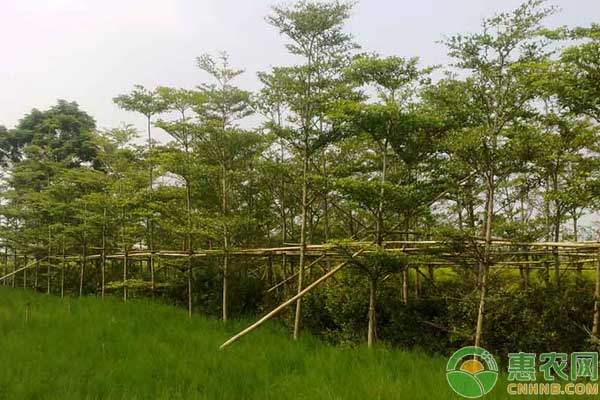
0;288;593;400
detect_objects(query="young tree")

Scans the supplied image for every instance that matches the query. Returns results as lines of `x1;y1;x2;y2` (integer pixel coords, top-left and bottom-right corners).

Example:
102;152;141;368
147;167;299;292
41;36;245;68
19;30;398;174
114;85;168;286
155;87;202;310
195;52;259;322
442;0;554;347
265;0;358;340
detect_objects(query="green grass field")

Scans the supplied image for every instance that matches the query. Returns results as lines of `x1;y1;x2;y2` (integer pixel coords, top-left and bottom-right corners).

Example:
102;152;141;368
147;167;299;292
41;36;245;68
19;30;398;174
0;287;595;400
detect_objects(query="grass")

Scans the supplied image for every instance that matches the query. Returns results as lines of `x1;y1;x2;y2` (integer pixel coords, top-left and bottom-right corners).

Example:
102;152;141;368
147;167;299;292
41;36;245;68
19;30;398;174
0;288;597;399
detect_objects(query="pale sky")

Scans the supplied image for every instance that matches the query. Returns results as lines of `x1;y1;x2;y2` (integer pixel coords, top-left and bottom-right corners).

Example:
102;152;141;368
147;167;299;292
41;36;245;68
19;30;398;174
1;0;599;141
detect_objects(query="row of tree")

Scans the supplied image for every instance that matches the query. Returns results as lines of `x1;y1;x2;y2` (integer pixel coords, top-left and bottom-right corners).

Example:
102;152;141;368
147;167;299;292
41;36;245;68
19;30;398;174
1;0;600;349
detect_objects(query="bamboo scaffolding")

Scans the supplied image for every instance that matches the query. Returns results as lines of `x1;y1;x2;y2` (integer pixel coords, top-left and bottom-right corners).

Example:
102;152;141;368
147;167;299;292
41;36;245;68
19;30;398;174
25;239;600;270
267;254;326;293
219;248;365;349
0;257;47;282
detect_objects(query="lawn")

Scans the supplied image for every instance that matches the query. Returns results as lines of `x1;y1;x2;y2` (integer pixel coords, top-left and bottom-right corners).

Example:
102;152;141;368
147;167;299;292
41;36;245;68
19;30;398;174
0;287;594;399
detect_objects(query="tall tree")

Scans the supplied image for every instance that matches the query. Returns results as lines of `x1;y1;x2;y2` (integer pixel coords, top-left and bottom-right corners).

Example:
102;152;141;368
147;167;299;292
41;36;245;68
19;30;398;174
265;0;358;340
196;52;258;322
114;85;168;288
442;0;554;347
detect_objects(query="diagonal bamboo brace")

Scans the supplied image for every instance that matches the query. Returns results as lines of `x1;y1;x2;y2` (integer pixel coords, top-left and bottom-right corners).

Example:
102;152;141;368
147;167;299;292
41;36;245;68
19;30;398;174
0;257;48;282
267;254;326;293
219;248;365;349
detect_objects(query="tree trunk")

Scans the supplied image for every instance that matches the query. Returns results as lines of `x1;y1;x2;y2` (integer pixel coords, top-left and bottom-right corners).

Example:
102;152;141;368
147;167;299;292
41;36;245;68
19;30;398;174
293;144;309;340
475;175;494;348
188;256;193;319
414;266;420;298
475;266;487;348
61;238;65;298
402;266;408;304
12;248;17;288
123;251;128;302
376;139;388;246
367;276;377;348
34;259;38;290
221;159;229;323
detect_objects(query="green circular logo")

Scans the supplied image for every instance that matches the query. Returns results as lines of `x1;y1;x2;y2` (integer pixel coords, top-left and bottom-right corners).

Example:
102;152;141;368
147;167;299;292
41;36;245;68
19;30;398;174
446;346;499;398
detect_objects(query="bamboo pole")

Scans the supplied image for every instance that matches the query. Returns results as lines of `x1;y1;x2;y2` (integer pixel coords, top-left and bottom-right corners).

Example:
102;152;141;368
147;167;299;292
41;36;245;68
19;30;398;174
220;249;365;350
0;257;47;282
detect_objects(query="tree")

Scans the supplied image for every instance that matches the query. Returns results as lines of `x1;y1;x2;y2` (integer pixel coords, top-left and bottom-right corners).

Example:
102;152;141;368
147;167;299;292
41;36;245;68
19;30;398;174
553;24;600;123
338;54;434;344
114;85;168;287
264;0;358;340
195;52;260;322
441;0;554;347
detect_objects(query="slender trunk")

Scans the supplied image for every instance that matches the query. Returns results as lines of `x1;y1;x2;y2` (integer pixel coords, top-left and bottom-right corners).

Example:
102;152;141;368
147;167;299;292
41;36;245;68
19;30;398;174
281;254;288;296
367;276;377;348
123;251;128;302
79;205;87;297
402;267;408;304
376;139;388;246
47;227;51;294
33;259;38;290
61;235;65;298
428;265;434;282
222;161;229;323
12;247;17;288
414;266;420;298
475;266;487;348
101;207;106;299
188;256;192;318
23;256;27;288
475;175;494;348
293;144;309;340
3;244;7;286
147;115;155;299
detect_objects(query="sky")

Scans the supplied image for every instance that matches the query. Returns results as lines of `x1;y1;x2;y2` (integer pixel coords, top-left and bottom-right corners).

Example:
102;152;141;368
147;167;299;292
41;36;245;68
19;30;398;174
1;0;599;143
